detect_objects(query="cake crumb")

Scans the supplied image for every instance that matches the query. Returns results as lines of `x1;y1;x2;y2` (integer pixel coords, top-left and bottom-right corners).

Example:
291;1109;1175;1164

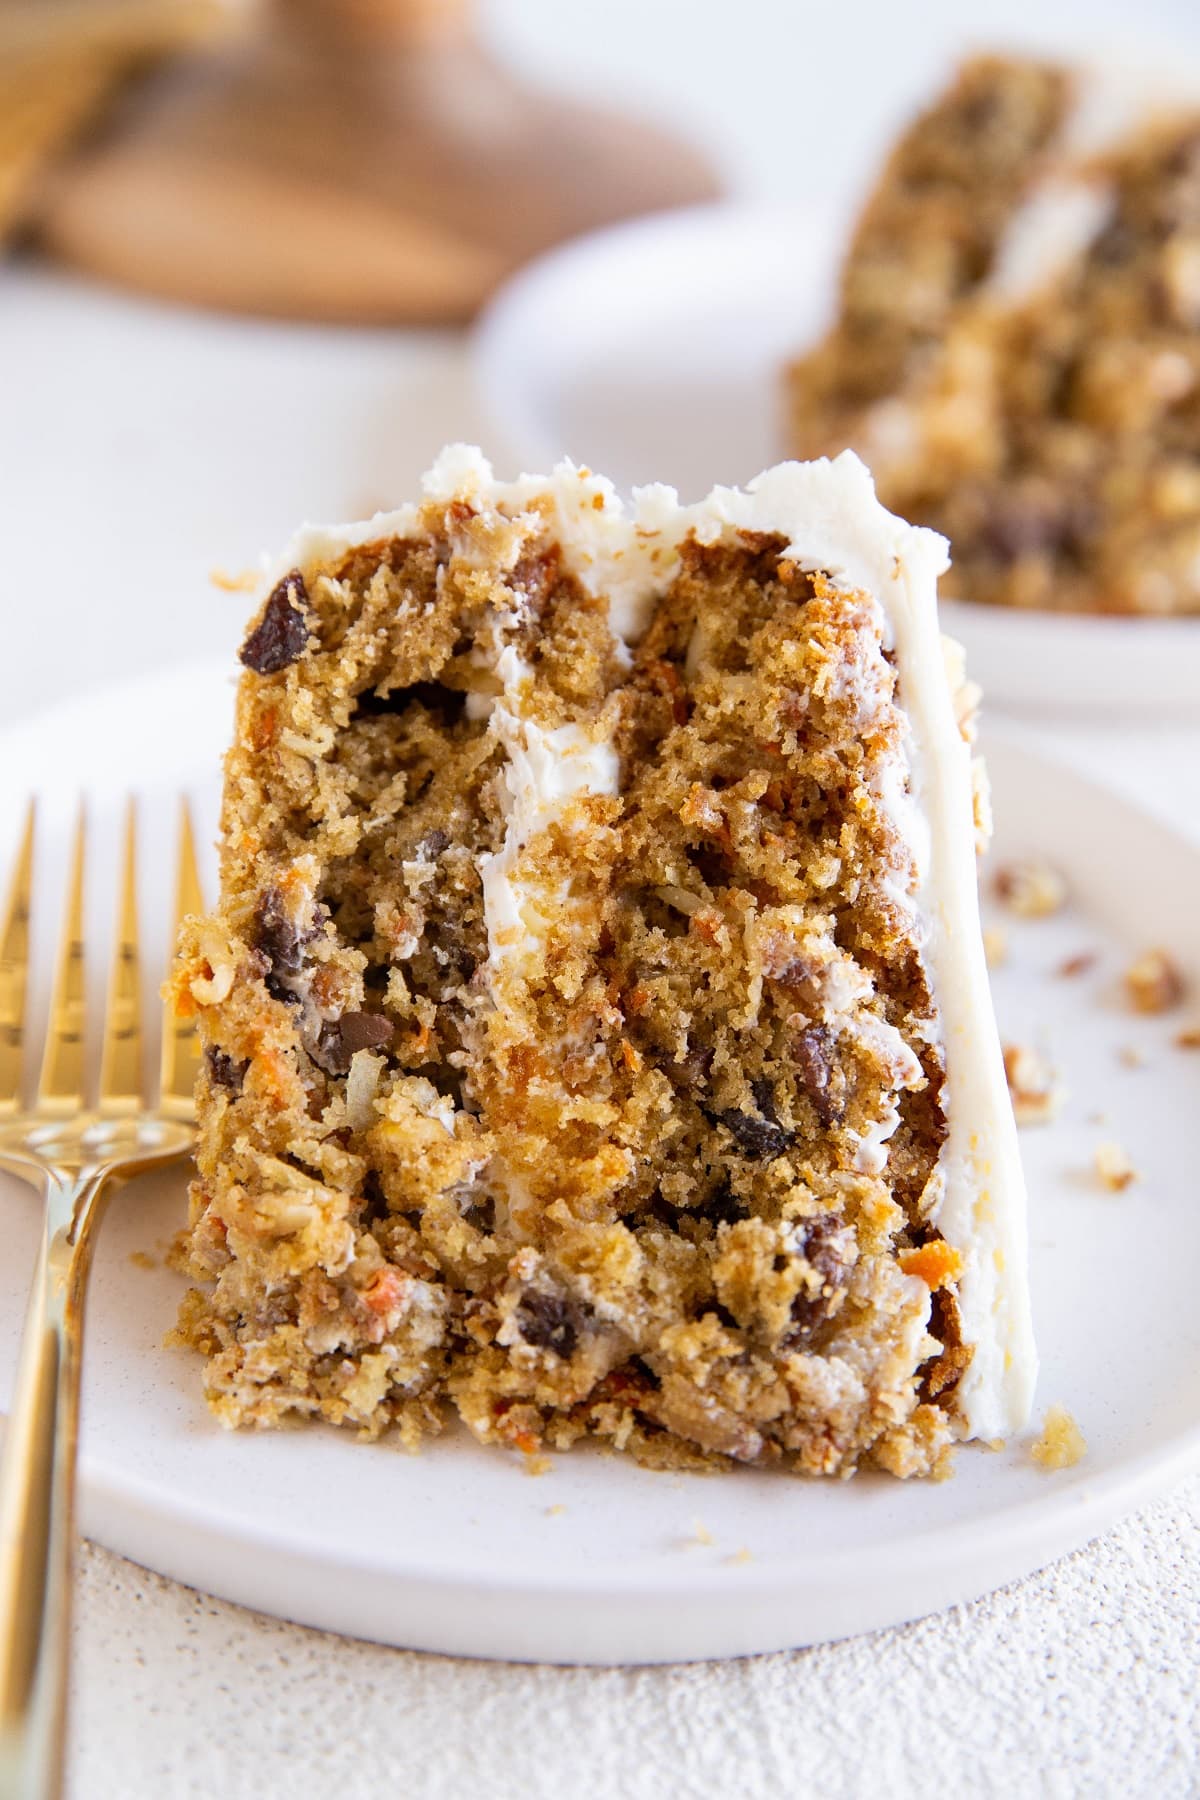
1094;1140;1139;1192
1031;1405;1086;1471
1003;1043;1065;1126
1175;1027;1200;1050
995;859;1067;919
983;925;1008;969
545;1504;567;1518
209;566;258;593
1117;1044;1147;1070
1056;950;1097;979
688;1519;715;1547
128;1250;157;1271
726;1547;754;1566
1124;948;1186;1014
523;1454;553;1478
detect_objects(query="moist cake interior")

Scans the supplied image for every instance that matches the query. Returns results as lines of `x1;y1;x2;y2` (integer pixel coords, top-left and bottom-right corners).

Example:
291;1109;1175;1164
171;452;1031;1479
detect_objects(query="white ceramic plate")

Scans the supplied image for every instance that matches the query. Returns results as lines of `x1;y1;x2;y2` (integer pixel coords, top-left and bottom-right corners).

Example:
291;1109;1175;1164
1;667;1199;1665
473;203;1200;718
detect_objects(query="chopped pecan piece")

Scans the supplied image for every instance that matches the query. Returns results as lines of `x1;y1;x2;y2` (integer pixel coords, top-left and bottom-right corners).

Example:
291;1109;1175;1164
994;858;1067;919
1003;1042;1065;1126
1094;1140;1139;1192
1124;948;1186;1014
1031;1404;1086;1470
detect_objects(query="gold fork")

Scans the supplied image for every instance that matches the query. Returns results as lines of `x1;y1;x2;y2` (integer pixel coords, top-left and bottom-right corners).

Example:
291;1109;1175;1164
0;799;203;1800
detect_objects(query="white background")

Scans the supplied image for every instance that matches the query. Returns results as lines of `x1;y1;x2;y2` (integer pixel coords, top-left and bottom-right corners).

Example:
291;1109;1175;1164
1;2;1199;1795
486;0;1200;207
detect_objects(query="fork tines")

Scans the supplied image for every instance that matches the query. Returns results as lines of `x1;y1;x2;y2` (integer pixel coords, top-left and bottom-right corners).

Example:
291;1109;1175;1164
0;799;204;1121
38;805;87;1117
0;800;33;1120
159;800;205;1122
98;800;141;1118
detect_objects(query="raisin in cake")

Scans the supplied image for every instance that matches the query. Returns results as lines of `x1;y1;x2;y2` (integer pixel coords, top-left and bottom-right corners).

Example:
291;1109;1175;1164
787;54;1200;614
170;447;1035;1478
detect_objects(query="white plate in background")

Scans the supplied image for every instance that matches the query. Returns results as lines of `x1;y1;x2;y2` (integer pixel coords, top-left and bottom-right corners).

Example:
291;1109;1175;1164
473;203;1200;718
1;668;1199;1665
474;203;833;501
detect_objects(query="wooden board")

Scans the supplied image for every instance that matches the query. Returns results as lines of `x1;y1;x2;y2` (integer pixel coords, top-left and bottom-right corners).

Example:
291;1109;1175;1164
35;0;722;323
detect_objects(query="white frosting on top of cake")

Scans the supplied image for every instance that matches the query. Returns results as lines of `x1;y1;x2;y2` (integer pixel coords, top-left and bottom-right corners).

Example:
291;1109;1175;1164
266;447;1036;1443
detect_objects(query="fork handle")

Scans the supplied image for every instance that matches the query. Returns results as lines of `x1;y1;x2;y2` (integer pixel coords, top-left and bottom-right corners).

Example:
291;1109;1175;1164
0;1169;109;1800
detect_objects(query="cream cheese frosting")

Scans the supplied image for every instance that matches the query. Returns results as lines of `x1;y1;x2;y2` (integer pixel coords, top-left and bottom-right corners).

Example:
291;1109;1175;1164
479;654;620;977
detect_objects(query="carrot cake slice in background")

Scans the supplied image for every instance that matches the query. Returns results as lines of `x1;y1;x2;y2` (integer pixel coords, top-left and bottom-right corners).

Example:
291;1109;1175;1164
787;53;1200;615
170;447;1035;1478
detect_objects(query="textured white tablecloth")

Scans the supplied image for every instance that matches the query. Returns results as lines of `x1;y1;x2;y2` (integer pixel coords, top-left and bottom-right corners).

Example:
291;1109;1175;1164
3;255;1199;1799
73;1478;1200;1800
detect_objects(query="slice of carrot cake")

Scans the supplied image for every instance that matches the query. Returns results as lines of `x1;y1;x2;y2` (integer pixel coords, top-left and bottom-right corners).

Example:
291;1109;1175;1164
170;447;1035;1477
787;53;1200;614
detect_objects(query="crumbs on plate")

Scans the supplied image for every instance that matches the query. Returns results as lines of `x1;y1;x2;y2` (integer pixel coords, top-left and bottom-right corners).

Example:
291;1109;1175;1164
1056;950;1098;979
1003;1043;1065;1127
995;859;1067;919
1094;1140;1140;1192
1031;1405;1087;1471
1124;949;1186;1014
